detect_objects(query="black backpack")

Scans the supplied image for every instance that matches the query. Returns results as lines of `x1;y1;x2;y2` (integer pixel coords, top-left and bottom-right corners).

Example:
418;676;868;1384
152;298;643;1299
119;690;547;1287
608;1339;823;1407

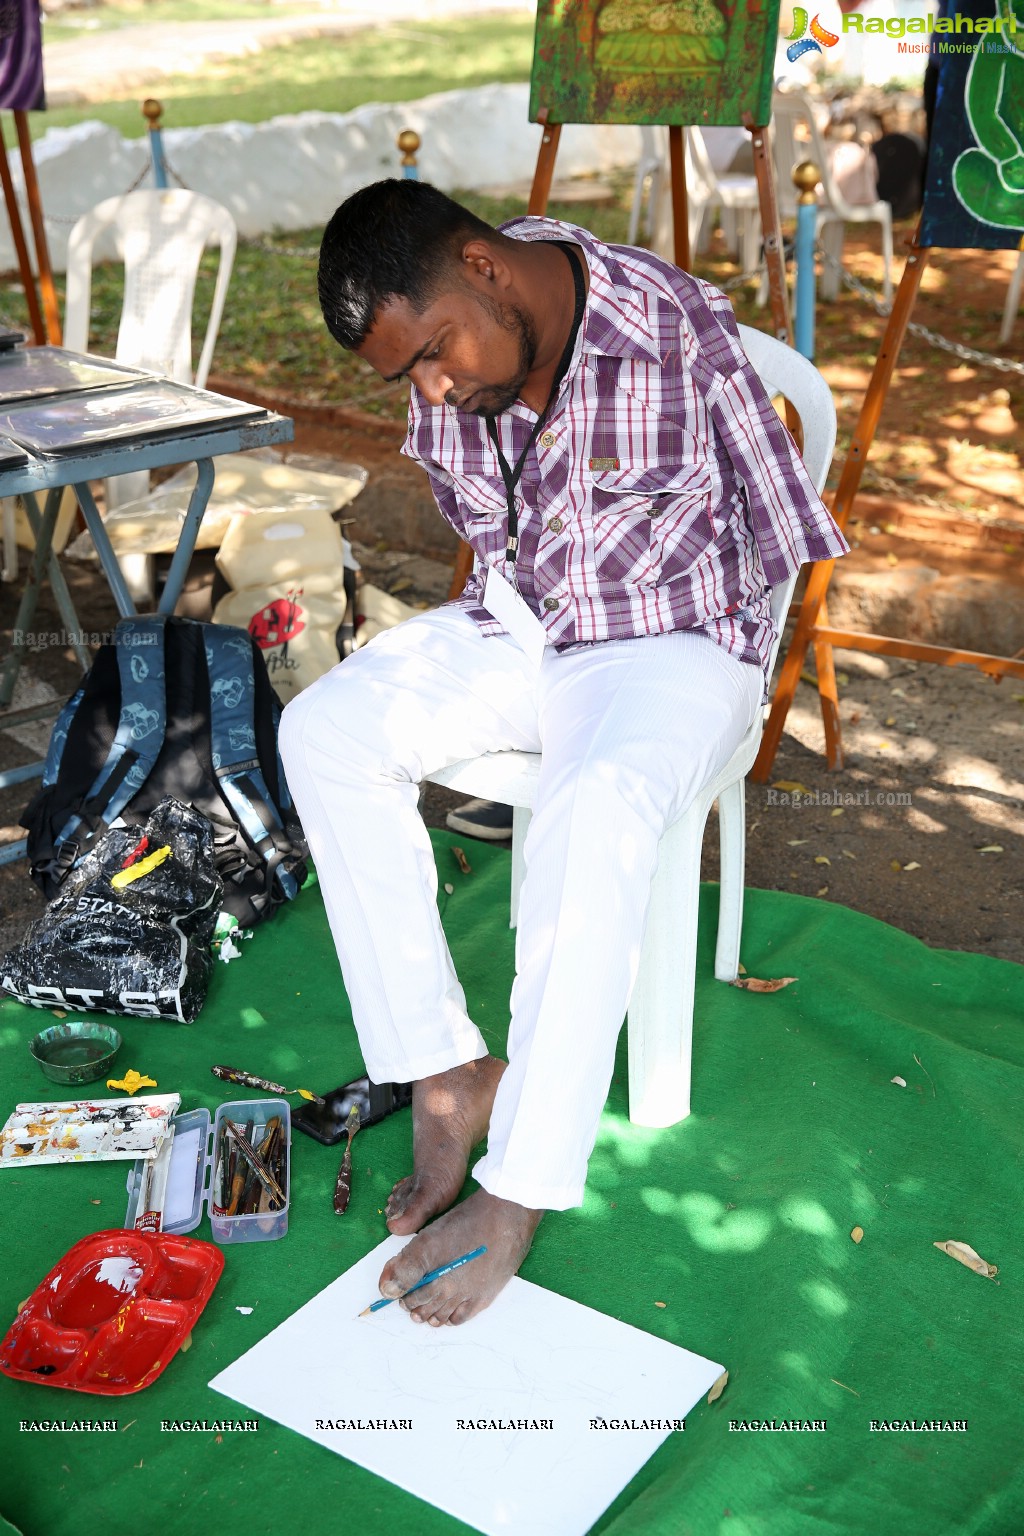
22;615;308;927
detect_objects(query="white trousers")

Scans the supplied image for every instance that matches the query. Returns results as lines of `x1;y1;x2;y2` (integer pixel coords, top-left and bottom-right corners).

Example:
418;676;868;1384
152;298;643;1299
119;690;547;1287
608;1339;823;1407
278;605;761;1211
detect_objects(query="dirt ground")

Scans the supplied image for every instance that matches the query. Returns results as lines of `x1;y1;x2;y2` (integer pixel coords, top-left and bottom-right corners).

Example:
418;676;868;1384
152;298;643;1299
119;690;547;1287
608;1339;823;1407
1;228;1021;968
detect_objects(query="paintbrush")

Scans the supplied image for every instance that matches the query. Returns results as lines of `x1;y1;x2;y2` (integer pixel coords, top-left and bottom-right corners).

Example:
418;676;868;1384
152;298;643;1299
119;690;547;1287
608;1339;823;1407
224;1117;286;1209
211;1064;326;1107
333;1103;361;1215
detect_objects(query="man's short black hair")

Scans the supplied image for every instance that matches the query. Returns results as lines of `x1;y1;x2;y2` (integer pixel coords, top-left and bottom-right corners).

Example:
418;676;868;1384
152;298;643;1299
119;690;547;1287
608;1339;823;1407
317;179;497;350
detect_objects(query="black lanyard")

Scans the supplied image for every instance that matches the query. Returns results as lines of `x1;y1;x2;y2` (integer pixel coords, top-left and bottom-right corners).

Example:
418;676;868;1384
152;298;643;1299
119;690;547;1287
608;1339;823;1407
485;241;586;567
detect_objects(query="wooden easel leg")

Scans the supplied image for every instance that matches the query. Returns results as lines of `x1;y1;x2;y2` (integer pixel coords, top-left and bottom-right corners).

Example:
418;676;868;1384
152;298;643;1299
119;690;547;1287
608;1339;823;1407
747;119;790;346
0;124;45;344
813;599;842;770
752;231;931;781
528;111;562;216
668;125;690;272
14;112;61;344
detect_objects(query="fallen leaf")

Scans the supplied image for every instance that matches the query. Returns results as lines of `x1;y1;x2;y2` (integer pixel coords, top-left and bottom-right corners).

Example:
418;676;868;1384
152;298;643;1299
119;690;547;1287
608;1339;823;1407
53;1009;67;1019
707;1370;729;1404
842;849;857;860
814;855;831;865
816;885;829;897
851;1226;864;1244
891;687;906;698
388;577;412;595
933;1240;998;1279
891;1076;907;1087
831;807;844;817
443;882;454;895
903;861;921;871
737;963;747;974
654;1301;667;1309
890;859;903;871
772;780;811;795
730;976;798;992
90;1198;101;1205
800;670;817;687
451;846;472;875
886;552;899;567
884;716;896;726
786;838;808;846
978;845;1003;855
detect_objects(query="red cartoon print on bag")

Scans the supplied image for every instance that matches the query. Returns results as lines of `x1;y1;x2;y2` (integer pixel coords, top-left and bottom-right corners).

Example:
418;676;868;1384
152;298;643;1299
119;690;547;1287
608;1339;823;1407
248;592;306;650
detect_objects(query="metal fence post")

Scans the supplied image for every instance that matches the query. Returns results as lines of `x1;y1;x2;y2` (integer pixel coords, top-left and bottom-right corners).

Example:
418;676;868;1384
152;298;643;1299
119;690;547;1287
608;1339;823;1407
397;129;421;180
143;98;168;189
793;159;821;360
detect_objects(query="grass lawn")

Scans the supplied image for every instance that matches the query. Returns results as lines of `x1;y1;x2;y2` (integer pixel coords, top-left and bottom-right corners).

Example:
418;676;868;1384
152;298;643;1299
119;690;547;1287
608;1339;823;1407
26;14;536;142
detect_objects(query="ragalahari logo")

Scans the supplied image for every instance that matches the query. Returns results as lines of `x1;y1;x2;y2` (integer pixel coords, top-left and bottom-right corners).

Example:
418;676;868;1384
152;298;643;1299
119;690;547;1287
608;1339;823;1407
786;7;840;61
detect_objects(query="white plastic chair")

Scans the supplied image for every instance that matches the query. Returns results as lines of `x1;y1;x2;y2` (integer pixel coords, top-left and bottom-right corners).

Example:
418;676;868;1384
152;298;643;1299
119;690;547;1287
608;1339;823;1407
685;126;762;272
999;250;1023;345
62;188;237;599
426;325;836;1129
771;88;893;305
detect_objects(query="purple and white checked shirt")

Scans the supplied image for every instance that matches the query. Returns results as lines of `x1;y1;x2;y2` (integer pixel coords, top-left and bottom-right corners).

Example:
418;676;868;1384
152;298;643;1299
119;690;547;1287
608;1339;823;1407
403;216;848;690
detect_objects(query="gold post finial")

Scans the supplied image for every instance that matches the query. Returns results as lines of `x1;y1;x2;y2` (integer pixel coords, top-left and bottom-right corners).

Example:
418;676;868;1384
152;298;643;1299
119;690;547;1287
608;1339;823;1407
792;160;822;205
142;98;164;129
397;129;421;170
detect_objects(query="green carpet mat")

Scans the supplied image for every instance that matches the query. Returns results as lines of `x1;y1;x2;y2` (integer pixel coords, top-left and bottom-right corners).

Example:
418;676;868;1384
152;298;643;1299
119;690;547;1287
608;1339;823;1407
0;831;1021;1536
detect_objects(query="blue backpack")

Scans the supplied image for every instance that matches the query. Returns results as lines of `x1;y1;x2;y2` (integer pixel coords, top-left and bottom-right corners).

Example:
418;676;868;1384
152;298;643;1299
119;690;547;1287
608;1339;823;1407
22;615;308;927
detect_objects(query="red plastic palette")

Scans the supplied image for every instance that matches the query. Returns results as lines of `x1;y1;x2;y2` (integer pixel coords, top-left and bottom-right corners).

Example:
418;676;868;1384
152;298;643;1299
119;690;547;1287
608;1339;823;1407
0;1228;224;1395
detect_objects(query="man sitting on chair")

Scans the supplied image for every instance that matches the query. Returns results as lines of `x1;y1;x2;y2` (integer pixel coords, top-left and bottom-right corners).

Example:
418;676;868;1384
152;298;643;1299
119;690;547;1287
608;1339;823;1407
280;179;847;1326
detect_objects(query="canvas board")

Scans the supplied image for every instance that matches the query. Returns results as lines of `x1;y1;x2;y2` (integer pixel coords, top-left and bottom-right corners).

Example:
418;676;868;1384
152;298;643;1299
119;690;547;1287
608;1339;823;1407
210;1234;724;1536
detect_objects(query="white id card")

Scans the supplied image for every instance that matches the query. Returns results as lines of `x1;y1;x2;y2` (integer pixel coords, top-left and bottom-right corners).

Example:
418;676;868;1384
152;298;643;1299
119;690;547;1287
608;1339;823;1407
482;564;548;667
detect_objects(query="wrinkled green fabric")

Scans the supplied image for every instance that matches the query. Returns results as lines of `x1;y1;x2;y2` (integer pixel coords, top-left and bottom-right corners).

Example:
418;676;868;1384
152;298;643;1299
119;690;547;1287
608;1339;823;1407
1;833;1020;1536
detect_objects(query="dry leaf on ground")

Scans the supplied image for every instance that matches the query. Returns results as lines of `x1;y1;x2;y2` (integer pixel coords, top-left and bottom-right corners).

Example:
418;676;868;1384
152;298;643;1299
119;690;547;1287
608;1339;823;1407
903;861;921;871
451;846;472;875
933;1240;998;1278
730;976;798;993
707;1370;729;1404
978;845;1003;855
891;1076;906;1087
772;780;811;795
815;855;831;865
851;1226;864;1244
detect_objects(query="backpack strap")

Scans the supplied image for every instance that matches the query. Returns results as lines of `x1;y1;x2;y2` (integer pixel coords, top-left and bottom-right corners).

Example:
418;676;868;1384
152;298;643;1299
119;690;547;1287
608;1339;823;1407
203;624;301;900
41;685;85;788
54;617;169;856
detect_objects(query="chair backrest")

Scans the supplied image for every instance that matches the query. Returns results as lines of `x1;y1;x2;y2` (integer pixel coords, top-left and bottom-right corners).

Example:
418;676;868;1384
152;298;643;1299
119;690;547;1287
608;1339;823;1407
736;322;836;677
770;89;865;223
63;188;237;389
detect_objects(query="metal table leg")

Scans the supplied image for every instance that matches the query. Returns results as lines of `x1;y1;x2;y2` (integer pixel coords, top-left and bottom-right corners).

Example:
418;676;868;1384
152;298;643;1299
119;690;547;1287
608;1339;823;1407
158;458;215;615
0;486;63;707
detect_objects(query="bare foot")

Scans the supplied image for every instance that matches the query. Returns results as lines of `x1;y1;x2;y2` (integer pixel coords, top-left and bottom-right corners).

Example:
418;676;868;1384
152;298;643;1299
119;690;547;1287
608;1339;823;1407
384;1055;506;1235
378;1188;542;1326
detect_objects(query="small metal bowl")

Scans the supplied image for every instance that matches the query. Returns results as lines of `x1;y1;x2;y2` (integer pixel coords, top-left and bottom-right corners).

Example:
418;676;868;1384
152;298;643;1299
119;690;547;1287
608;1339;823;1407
29;1022;123;1086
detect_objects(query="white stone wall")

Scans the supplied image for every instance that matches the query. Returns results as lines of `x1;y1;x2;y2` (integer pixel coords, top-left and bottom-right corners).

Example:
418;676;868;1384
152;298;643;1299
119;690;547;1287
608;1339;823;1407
8;83;643;273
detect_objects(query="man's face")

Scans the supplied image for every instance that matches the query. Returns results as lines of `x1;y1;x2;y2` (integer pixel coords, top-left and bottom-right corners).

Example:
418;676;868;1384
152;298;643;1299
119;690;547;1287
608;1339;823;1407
356;280;538;418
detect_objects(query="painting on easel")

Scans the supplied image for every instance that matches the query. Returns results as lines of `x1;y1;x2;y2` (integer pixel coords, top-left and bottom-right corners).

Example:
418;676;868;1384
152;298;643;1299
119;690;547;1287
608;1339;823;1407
920;0;1024;248
529;0;783;127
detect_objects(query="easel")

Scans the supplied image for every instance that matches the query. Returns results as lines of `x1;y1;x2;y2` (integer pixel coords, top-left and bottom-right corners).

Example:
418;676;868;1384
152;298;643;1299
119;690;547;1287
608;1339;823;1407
0;110;60;344
752;222;1024;780
448;110;794;600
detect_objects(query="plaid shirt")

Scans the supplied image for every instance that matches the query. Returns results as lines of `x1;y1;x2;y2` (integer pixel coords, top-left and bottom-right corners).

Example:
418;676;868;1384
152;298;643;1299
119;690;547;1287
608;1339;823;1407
403;216;848;688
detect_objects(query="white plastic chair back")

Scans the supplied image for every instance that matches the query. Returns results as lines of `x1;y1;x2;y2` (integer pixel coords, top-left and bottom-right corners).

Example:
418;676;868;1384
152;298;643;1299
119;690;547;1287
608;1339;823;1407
426;326;836;1128
770;88;893;302
64;188;236;389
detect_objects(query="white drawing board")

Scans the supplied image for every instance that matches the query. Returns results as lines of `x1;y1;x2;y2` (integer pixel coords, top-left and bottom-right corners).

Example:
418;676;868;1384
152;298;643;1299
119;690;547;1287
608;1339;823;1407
210;1235;723;1536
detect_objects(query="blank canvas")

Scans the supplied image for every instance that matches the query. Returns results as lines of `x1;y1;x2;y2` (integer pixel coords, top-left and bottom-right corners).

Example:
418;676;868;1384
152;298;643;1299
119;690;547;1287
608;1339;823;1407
209;1235;723;1536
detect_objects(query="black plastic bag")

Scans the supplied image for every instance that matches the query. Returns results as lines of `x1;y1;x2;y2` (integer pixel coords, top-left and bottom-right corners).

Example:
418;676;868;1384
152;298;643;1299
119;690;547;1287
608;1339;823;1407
1;798;223;1023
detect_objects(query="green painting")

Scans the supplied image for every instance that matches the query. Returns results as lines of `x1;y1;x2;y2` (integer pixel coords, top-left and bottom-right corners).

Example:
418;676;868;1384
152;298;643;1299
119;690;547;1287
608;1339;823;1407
529;0;782;127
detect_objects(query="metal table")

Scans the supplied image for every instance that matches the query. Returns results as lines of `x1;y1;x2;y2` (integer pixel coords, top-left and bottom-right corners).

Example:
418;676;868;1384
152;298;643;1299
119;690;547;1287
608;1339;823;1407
0;353;294;828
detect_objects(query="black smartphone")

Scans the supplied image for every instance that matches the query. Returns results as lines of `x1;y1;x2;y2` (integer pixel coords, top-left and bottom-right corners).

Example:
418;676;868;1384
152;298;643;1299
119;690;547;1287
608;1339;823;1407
292;1076;412;1145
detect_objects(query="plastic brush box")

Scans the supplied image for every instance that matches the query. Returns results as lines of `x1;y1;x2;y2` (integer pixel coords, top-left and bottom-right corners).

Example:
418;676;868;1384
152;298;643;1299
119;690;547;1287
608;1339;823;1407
125;1097;290;1244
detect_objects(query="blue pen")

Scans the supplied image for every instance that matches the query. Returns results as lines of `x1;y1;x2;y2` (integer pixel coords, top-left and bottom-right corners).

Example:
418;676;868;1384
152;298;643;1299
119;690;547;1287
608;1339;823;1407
359;1245;487;1316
